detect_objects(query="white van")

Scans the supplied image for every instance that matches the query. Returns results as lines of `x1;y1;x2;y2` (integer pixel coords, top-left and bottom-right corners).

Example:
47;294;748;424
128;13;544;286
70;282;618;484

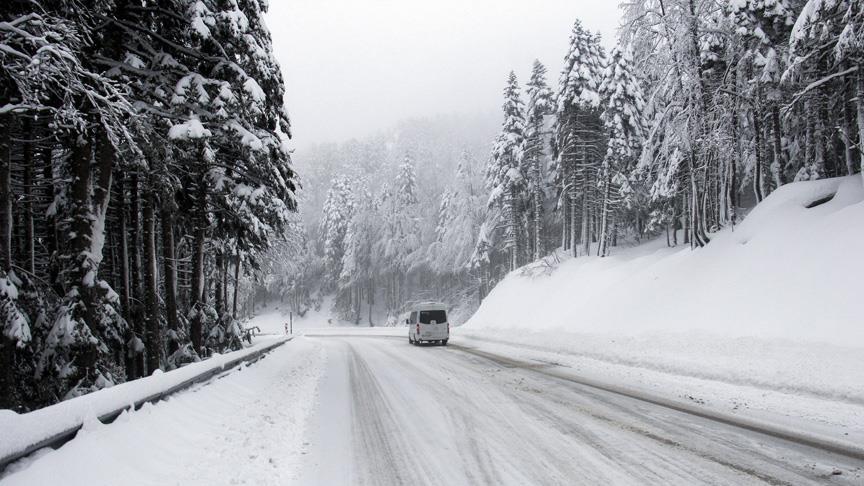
406;303;449;346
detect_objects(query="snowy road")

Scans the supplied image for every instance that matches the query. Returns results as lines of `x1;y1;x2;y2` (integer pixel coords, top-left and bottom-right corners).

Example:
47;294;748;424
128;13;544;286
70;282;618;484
297;335;863;486
3;334;863;486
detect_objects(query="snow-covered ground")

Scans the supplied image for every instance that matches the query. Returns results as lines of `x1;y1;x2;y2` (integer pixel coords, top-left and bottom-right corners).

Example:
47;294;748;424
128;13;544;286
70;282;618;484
1;338;323;486
3;330;862;485
244;295;384;336
457;175;864;448
0;336;288;469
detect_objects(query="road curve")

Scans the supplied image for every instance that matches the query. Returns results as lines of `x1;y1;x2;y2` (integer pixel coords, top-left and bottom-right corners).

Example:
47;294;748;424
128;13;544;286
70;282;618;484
296;336;864;486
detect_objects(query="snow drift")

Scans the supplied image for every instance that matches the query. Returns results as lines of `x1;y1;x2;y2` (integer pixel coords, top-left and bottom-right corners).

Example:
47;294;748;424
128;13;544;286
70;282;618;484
465;176;864;347
459;176;864;412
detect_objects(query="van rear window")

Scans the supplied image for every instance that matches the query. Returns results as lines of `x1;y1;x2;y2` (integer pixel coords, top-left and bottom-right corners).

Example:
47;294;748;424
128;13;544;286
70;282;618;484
419;310;447;324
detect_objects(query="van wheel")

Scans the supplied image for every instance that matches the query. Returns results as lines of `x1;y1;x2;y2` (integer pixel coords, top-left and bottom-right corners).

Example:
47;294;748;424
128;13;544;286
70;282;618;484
442;339;448;346
409;336;413;344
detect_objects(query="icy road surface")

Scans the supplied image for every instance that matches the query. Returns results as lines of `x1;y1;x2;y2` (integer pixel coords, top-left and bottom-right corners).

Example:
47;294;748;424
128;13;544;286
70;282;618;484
3;333;863;485
297;335;863;486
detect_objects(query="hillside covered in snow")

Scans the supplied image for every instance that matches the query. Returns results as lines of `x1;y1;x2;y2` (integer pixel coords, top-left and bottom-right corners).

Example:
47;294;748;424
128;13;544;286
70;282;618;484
464;176;864;347
458;176;864;442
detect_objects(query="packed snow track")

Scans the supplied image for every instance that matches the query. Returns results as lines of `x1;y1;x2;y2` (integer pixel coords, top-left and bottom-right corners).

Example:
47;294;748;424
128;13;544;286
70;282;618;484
299;335;862;486
3;334;862;485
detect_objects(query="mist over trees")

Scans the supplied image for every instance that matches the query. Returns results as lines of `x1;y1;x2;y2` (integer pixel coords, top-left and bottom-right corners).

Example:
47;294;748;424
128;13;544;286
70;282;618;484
270;0;864;330
258;114;496;326
1;0;295;410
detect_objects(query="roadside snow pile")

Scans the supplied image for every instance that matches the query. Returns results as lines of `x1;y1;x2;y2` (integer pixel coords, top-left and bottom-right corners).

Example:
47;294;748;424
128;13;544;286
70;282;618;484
459;176;864;415
466;175;864;346
1;339;323;486
0;336;288;466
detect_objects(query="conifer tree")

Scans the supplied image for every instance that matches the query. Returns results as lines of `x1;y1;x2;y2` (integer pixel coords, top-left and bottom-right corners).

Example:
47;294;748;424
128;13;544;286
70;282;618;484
598;45;645;256
524;60;554;260
554;21;606;257
487;71;527;271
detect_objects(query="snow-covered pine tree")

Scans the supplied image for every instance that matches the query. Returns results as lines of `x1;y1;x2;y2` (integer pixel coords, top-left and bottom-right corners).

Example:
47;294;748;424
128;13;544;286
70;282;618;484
598;45;645;257
30;1;140;399
554;20;606;257
729;0;796;189
524;60;554;261
0;0;296;407
320;176;355;286
790;0;864;181
487;71;527;271
338;179;377;324
622;0;716;248
428;150;485;276
384;155;421;305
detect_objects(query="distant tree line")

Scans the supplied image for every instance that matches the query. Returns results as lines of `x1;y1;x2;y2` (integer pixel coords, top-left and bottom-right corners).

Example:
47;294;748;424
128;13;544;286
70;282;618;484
475;0;864;282
0;0;296;410
262;116;492;327
261;0;864;329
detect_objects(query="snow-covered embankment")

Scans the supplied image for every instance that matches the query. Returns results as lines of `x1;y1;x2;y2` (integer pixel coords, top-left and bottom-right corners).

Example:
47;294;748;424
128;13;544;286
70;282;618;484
457;176;864;442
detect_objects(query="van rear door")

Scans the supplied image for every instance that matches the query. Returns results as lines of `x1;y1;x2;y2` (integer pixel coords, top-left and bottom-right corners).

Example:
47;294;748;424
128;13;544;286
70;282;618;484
418;309;448;340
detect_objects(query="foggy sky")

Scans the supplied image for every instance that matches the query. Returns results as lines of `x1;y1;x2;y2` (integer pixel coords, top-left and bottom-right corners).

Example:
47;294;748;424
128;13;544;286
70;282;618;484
266;1;622;150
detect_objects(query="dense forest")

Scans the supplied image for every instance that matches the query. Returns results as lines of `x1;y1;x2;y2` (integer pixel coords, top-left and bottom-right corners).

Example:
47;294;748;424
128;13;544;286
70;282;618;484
0;0;295;410
274;0;864;328
3;0;864;411
485;0;864;272
258;114;496;326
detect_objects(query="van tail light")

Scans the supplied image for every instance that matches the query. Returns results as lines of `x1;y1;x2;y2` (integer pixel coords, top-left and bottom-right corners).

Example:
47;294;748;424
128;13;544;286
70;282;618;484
416;324;420;335
448;323;450;333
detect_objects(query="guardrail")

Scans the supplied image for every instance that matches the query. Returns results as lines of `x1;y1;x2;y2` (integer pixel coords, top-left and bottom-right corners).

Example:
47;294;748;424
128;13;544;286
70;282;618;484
0;337;291;474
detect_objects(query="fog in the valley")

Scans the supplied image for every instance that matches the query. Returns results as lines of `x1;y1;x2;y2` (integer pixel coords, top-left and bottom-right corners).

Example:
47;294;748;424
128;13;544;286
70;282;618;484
267;0;621;149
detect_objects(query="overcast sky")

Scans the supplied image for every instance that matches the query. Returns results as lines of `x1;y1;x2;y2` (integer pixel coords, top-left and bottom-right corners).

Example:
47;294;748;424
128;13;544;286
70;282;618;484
267;1;622;150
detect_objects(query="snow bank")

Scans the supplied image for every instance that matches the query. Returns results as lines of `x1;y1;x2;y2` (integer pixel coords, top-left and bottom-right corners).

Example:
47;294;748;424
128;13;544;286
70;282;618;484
1;339;323;485
0;336;288;465
459;176;864;427
465;176;864;346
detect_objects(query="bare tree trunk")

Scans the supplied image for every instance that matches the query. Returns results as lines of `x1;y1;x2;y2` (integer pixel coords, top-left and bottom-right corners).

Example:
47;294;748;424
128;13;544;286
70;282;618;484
858;67;864;180
214;252;224;317
508;185;520;270
771;105;786;186
160;205;179;334
190;167;207;354
532;156;543;261
143;189;161;373
117;175;134;379
843;74;859;176
570;162;578;257
232;244;240;319
21;119;34;274
561;193;569;251
42;145;63;295
129;172;145;377
367;278;374;326
818;96;835;177
222;251;228;314
598;169;611;257
753;109;765;203
581;190;590;256
0;116;11;272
